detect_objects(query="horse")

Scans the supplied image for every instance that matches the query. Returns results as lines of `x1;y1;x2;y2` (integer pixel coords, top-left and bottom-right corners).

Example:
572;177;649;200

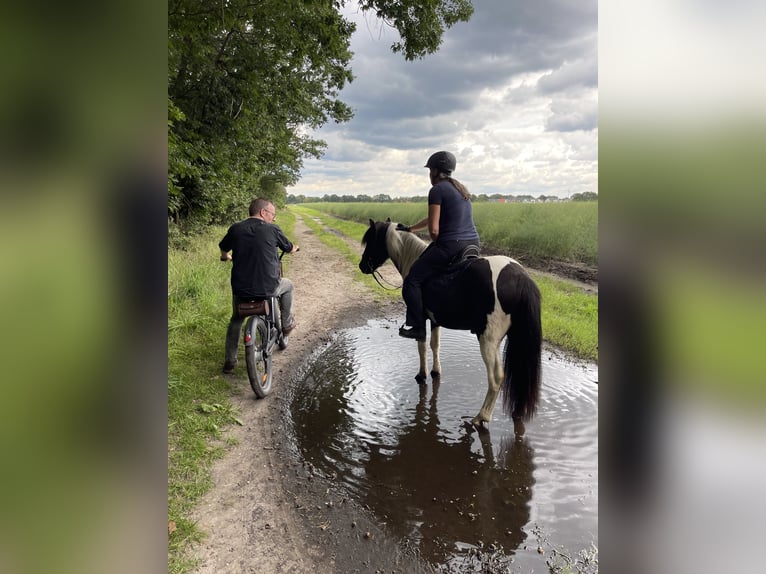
359;219;542;428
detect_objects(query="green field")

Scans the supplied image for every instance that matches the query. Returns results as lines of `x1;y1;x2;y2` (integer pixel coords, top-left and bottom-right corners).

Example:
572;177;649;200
291;205;598;361
301;201;597;267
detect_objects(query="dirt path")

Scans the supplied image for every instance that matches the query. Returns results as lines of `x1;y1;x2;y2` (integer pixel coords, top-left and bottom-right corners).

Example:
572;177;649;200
189;214;416;573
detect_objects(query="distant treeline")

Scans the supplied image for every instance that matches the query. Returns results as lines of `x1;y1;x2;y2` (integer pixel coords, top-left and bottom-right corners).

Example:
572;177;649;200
287;192;597;204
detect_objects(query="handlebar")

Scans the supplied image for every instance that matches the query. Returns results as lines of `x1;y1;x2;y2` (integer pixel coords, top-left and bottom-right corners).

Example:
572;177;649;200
221;246;299;262
279;246;300;259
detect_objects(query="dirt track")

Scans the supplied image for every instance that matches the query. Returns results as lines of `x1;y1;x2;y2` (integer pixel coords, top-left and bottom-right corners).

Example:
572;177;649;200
189;214;421;573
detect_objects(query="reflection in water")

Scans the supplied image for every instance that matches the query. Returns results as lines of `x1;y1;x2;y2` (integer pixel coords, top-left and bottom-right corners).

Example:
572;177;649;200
291;320;598;570
292;336;357;460
362;381;535;566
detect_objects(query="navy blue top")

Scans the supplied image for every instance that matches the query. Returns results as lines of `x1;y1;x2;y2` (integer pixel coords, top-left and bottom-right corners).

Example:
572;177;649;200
428;179;480;243
219;217;294;298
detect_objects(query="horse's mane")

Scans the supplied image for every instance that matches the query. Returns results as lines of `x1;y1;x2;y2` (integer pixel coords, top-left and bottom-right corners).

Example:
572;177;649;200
386;223;428;279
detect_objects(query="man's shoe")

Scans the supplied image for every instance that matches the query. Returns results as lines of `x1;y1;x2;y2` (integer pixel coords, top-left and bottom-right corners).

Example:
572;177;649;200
398;325;426;341
222;360;237;374
282;318;297;335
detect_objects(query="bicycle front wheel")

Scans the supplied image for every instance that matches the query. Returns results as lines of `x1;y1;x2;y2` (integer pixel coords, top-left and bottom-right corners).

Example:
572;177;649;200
244;316;272;398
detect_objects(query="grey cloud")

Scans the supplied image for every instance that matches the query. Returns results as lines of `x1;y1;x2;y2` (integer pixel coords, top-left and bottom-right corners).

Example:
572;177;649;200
443;0;597;73
538;56;598;94
317;134;378;162
545;97;598;132
325;116;456;150
337;0;596;140
292;0;597;197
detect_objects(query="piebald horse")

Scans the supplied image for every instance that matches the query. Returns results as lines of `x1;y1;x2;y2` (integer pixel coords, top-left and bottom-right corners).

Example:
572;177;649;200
359;219;542;428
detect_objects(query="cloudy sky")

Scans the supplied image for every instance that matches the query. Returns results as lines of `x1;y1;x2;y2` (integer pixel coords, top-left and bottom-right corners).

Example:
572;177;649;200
289;0;598;199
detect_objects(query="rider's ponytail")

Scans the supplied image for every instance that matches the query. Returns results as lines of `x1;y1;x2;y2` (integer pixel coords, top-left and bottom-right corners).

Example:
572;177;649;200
447;176;471;200
434;172;470;200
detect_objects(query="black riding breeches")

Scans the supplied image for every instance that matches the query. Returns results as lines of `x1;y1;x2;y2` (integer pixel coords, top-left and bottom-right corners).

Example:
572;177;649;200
402;240;477;327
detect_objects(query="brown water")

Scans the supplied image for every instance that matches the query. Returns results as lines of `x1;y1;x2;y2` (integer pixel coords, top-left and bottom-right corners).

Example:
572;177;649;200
290;317;598;571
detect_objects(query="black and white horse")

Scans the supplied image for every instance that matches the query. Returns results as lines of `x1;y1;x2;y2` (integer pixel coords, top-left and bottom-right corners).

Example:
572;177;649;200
359;219;542;428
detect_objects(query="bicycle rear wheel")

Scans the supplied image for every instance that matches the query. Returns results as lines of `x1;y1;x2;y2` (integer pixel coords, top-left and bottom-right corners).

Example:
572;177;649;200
244;316;272;398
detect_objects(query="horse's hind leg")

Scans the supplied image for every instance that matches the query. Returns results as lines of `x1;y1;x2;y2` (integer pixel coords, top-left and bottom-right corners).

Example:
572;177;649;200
415;339;428;384
430;325;441;380
472;337;504;427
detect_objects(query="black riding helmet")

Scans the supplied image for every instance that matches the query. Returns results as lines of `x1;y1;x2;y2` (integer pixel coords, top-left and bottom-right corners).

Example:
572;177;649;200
424;151;456;175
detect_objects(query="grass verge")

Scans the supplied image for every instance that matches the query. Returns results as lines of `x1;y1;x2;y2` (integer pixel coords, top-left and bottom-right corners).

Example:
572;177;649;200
167;211;296;573
535;274;598;361
167;227;240;573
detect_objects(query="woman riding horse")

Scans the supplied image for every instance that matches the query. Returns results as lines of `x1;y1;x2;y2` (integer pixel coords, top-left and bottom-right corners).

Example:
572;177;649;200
398;151;480;341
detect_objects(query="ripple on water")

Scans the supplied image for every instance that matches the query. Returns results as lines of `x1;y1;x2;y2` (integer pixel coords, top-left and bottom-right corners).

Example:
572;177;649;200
290;318;597;569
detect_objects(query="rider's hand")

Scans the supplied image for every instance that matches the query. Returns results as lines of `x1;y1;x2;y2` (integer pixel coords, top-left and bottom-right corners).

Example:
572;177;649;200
220;253;232;261
396;223;411;232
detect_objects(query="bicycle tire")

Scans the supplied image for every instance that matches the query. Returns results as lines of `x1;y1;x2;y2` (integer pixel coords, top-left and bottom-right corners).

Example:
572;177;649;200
244;316;272;398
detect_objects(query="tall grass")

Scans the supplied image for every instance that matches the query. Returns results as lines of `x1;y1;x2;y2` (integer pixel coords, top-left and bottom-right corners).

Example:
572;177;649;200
296;206;598;362
168;228;239;573
536;275;598;360
473;202;597;266
302;201;598;267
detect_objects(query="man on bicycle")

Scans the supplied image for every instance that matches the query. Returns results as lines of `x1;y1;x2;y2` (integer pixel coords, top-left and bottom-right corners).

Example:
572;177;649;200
219;198;299;374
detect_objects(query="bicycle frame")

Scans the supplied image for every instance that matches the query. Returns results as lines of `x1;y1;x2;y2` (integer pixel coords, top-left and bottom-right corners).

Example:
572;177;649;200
239;250;293;398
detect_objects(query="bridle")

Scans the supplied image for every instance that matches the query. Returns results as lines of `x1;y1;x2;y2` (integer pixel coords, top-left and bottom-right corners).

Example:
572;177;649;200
361;257;402;291
372;269;401;291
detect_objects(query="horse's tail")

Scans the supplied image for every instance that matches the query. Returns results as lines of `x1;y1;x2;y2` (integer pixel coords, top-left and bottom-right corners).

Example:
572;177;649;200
499;263;542;421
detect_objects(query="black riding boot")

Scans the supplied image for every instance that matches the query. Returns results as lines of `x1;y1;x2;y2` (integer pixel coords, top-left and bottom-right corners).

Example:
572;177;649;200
399;323;426;340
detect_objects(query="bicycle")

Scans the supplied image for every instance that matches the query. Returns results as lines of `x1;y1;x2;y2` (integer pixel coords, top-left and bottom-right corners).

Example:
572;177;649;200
234;250;296;398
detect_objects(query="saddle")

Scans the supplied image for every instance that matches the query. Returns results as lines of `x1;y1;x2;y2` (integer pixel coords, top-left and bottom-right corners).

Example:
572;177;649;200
447;244;480;266
236;299;270;318
425;245;481;293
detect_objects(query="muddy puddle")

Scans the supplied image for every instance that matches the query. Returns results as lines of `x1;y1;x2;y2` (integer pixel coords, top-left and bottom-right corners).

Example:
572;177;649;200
290;317;597;571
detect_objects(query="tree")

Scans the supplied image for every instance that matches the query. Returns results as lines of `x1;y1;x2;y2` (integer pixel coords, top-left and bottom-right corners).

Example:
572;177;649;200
358;0;473;60
168;0;474;227
571;191;598;202
169;0;355;224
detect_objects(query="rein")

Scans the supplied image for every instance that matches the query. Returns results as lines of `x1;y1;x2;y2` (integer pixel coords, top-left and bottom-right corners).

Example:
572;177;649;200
372;269;402;290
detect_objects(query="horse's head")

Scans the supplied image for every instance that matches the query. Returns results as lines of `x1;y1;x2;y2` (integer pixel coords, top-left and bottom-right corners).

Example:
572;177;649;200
359;218;391;274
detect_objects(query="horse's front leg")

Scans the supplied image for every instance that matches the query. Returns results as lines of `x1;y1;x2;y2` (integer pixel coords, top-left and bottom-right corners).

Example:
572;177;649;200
471;337;504;428
430;325;441;381
415;339;428;384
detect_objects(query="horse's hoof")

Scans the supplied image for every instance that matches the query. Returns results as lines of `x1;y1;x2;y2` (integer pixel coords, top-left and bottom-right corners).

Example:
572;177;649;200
430;370;441;381
415;373;427;385
470;419;490;434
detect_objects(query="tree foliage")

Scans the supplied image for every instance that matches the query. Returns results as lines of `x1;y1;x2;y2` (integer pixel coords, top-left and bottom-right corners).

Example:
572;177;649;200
571;191;598;202
358;0;473;60
169;0;354;224
168;0;474;227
